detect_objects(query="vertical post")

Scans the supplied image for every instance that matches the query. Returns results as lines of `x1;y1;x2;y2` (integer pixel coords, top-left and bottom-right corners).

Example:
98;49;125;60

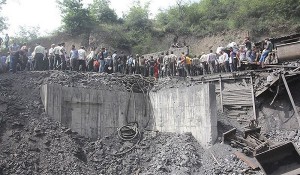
281;74;300;127
250;74;257;120
219;76;223;112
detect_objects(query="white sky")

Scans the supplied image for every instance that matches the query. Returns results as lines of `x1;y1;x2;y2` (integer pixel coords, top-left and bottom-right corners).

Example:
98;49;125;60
1;0;196;37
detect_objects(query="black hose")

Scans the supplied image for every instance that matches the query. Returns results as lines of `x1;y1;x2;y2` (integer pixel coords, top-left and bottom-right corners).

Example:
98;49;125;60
107;122;140;156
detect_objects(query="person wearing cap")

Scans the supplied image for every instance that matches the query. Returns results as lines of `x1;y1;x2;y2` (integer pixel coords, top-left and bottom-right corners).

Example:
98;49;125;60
258;38;273;68
48;44;55;70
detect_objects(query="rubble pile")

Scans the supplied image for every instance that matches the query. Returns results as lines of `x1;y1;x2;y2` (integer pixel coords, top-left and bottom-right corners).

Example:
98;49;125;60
199;144;261;175
85;132;203;174
44;71;154;93
0;71;203;175
1;71;299;175
266;129;300;149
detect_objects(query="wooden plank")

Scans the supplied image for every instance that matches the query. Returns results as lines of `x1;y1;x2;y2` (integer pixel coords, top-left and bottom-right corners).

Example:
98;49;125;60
219;77;223;112
250;75;257;120
234;152;260;170
281;74;300;127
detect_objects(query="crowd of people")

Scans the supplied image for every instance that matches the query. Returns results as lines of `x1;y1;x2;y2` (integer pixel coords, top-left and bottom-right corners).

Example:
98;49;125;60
0;36;273;78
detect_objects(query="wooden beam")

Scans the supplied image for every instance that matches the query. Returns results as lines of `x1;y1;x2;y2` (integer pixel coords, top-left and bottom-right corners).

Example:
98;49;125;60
219;77;223;112
250;75;257;120
281;73;300;127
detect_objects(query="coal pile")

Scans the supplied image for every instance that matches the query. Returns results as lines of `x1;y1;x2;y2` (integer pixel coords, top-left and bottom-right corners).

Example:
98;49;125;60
0;71;203;175
44;71;155;93
85;132;203;175
0;71;298;175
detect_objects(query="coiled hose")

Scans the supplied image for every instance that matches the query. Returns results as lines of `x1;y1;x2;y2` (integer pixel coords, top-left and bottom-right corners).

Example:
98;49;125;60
109;122;141;156
117;122;139;141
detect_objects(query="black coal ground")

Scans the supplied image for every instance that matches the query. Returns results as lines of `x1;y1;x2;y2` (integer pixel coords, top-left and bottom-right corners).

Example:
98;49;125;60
0;71;299;175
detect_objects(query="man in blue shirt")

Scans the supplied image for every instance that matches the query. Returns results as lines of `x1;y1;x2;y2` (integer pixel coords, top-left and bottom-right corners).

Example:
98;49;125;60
259;38;273;67
69;45;79;71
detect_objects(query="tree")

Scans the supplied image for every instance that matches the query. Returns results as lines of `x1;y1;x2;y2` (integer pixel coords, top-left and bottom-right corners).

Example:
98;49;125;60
124;1;152;31
90;0;118;24
0;0;7;32
14;26;40;44
155;1;191;36
57;0;95;35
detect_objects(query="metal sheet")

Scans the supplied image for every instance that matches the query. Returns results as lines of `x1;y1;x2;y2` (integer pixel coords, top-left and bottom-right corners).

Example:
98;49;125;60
277;41;300;61
255;142;300;175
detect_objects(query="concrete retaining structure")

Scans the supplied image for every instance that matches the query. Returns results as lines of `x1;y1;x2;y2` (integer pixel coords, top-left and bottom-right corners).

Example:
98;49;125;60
41;83;217;148
149;84;217;148
41;84;152;139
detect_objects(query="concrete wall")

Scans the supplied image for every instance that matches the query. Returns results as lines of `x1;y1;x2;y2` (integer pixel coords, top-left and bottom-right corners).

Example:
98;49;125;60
41;83;217;148
41;84;152;139
149;84;217;148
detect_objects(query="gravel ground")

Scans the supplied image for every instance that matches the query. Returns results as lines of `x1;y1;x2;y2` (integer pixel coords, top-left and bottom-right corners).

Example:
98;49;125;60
0;71;299;175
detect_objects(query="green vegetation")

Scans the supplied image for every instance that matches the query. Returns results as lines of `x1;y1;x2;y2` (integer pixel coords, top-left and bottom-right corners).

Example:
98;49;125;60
57;0;95;35
0;0;7;32
14;26;40;44
56;0;300;54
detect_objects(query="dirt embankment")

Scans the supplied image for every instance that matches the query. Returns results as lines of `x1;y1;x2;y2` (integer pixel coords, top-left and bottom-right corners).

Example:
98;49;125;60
28;30;268;56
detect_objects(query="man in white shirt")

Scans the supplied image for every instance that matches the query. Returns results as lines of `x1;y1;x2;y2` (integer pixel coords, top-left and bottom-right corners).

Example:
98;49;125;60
33;43;45;71
222;50;229;72
48;44;55;70
199;52;208;75
219;50;229;73
53;43;61;70
77;46;86;71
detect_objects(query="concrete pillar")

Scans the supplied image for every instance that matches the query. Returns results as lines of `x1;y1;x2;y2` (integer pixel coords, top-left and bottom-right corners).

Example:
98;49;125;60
149;83;217;148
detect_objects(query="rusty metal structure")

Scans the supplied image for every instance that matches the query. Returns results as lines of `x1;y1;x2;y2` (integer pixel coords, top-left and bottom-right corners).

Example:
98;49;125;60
222;120;274;156
223;121;300;175
256;33;300;64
